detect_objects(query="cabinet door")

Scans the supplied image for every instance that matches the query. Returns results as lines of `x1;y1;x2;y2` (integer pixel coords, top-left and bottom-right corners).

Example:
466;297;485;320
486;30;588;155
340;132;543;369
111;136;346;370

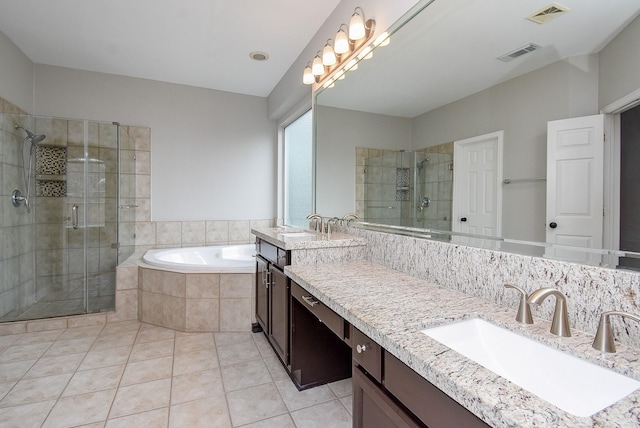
255;256;269;333
269;266;289;364
353;366;422;428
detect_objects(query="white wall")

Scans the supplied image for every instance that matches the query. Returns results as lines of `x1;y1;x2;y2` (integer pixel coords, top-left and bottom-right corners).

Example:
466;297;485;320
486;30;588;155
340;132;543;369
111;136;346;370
599;14;640;109
410;55;599;242
0;31;34;112
316;105;410;215
33;65;276;221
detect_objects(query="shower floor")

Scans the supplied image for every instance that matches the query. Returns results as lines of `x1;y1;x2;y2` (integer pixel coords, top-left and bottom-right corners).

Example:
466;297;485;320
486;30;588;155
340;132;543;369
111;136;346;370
0;273;115;323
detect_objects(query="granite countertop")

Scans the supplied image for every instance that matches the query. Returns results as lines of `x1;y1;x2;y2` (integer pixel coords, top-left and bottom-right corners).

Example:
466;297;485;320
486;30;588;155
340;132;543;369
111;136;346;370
252;227;367;251
285;260;640;428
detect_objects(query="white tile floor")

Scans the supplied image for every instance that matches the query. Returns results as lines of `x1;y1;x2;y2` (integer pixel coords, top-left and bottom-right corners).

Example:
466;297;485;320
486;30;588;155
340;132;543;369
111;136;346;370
0;321;353;427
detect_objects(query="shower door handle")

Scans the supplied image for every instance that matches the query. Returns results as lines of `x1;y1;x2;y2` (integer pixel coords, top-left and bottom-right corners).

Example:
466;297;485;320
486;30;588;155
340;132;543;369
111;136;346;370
72;204;79;229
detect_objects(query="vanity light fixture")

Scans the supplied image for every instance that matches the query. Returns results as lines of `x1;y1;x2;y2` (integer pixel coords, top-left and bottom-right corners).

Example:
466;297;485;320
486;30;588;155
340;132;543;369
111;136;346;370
322;40;337;66
349;7;366;40
302;6;376;85
303;62;315;85
334;24;350;55
312;51;325;76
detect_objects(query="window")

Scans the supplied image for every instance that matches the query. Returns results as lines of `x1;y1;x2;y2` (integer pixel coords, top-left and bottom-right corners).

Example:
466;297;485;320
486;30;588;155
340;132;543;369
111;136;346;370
284;109;313;227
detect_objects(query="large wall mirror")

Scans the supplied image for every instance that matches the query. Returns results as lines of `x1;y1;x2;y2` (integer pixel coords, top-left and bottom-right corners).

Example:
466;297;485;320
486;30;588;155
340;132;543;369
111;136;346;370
314;0;640;269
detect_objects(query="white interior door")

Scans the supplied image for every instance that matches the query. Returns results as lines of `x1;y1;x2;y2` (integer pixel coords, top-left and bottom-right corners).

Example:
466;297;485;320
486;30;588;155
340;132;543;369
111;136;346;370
546;114;604;264
452;131;503;245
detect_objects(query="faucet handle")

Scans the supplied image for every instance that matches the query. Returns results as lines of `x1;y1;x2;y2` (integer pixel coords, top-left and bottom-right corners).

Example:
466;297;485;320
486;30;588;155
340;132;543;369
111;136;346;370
592;311;640;353
504;284;533;324
528;287;571;337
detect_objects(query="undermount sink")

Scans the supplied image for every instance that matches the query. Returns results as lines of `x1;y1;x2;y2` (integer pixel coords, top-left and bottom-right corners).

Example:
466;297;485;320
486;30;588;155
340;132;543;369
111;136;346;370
421;318;640;417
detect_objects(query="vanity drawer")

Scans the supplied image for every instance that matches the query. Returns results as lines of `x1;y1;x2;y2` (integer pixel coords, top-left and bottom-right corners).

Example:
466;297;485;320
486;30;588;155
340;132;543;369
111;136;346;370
258;239;289;268
384;353;489;428
291;281;343;339
352;327;382;383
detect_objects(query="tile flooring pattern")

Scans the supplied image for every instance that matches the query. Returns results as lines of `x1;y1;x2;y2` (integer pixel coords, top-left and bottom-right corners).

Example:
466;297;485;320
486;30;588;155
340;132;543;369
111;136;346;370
0;321;352;427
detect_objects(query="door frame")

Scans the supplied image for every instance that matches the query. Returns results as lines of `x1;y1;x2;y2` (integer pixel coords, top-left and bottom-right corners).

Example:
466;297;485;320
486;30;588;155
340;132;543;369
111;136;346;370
601;87;640;251
452;130;504;238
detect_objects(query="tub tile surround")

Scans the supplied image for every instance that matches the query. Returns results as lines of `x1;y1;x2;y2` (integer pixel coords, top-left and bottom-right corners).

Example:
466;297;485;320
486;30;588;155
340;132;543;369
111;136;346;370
138;266;255;333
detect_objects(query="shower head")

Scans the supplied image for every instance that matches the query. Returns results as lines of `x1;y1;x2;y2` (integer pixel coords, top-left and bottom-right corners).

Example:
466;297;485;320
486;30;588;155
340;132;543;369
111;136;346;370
15;125;46;145
417;158;429;170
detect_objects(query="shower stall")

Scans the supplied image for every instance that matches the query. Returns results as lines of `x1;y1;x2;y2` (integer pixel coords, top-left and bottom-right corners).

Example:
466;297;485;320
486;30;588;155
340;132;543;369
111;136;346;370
0;112;136;322
361;145;453;229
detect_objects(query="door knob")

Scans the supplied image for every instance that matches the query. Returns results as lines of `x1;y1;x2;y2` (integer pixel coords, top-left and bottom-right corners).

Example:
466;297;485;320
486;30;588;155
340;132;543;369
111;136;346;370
460;217;467;222
549;222;558;229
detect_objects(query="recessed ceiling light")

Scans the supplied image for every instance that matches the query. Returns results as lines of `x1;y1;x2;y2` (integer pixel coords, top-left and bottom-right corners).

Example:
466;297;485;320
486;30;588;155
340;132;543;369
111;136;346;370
249;51;269;61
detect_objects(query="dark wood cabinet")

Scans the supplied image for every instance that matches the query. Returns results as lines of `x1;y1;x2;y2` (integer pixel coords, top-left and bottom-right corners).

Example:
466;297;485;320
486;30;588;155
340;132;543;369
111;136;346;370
255;239;290;365
352;328;489;428
255;255;268;333
269;265;289;364
353;364;422;428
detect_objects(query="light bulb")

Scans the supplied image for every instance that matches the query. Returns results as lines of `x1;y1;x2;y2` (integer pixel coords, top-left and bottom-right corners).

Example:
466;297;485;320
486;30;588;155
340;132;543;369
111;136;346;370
312;55;324;76
374;32;390;47
334;28;349;54
349;11;365;40
322;43;336;66
303;65;314;85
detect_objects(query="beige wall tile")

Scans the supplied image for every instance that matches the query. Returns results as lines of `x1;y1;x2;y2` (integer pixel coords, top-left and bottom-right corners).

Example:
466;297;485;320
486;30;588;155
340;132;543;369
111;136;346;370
135;151;150;175
205;221;229;244
220;274;253;299
135;175;151;199
162;296;186;330
219;299;251;332
156;222;181;246
228;221;250;243
116;266;138;291
26;318;67;332
108;289;138;322
66;314;106;328
140;291;163;325
162;272;186;297
186;274;220;298
0;322;27;336
185;299;219;332
134;222;155;246
181;222;205;245
140;268;163;293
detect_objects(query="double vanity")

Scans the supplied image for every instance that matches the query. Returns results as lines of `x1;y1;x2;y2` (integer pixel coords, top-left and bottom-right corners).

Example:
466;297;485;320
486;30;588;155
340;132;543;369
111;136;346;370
252;226;640;427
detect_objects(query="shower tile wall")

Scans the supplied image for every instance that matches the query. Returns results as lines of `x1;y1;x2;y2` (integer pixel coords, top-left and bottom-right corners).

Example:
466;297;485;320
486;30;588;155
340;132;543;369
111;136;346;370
417;142;453;231
356;148;402;225
0;98;36;319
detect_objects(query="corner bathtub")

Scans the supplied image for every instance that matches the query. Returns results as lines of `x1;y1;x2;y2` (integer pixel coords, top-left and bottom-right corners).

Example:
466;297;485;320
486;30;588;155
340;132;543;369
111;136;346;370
142;244;256;273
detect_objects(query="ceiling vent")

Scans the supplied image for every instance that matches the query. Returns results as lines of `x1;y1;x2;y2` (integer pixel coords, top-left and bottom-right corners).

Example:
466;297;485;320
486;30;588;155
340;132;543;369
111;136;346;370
527;3;570;24
497;43;541;62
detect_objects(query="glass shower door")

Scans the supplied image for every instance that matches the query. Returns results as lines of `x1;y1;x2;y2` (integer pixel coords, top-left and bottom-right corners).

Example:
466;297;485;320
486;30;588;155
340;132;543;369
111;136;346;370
0;115;119;322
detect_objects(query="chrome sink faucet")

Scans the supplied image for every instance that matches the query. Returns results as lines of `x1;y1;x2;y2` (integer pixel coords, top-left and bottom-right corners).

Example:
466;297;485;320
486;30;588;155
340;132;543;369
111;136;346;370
341;213;359;225
504;284;533;324
592;311;640;353
306;213;323;233
528;287;571;337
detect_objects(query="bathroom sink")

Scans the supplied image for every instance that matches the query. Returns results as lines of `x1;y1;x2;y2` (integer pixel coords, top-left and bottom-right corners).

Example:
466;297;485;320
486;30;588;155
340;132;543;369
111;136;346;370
421;318;640;417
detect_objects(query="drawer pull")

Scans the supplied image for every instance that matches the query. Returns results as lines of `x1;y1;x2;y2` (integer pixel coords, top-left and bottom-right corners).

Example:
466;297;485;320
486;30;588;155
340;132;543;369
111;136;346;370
356;343;370;353
302;295;320;307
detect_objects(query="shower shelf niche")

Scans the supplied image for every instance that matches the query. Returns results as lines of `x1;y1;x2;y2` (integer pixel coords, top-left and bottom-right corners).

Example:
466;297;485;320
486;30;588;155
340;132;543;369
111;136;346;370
35;145;68;197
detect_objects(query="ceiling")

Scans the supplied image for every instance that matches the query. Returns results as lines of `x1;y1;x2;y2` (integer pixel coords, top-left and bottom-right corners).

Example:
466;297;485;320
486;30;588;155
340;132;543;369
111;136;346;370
317;0;640;118
0;0;342;97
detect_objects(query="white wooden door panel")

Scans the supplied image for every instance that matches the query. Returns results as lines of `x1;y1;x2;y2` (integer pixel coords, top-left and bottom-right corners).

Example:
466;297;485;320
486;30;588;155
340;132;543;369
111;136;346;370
453;131;503;246
546;114;604;264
